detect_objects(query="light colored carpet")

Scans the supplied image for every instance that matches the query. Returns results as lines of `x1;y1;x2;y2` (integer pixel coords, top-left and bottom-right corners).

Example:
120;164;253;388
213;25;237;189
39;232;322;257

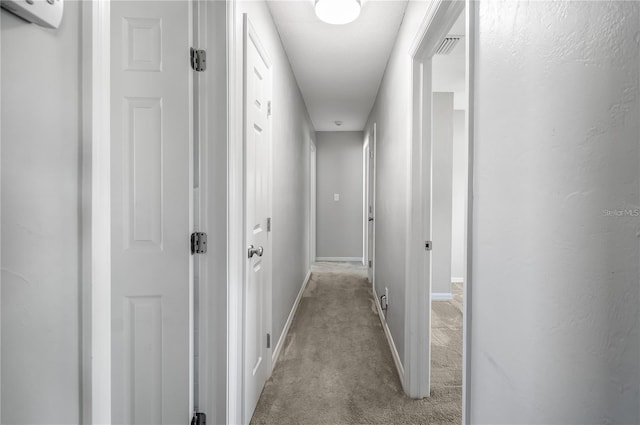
250;262;462;424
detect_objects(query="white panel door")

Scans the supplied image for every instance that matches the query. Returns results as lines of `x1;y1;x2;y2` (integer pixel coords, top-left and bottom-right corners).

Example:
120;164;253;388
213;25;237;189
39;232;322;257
243;16;272;424
111;1;193;423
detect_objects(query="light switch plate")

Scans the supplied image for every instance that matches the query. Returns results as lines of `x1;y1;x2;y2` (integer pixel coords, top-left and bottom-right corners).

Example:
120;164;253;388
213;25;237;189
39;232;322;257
334;193;340;201
1;0;64;29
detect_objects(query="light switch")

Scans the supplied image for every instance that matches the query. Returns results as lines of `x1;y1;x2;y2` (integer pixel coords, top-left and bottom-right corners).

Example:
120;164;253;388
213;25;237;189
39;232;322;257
334;193;340;201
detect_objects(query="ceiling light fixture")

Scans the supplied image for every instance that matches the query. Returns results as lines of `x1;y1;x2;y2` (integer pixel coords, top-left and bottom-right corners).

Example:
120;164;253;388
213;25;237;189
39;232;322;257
315;0;361;25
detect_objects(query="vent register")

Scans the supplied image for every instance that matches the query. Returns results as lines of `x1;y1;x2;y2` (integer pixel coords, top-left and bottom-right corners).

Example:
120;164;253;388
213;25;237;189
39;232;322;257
435;35;462;55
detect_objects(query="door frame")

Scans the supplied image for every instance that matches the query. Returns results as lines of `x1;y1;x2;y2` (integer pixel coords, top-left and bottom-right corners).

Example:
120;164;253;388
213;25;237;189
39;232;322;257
405;0;466;400
81;1;112;422
406;0;475;422
463;3;477;422
241;13;274;423
362;135;368;267
226;1;243;423
309;140;317;265
364;123;377;284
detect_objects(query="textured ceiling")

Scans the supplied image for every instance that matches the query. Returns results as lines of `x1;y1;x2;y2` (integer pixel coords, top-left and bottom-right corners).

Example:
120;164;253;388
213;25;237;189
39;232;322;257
266;0;408;131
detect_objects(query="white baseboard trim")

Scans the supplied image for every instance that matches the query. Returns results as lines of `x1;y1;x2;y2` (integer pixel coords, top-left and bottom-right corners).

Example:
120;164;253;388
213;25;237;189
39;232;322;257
432;292;453;301
451;277;464;284
272;270;312;369
372;286;405;387
316;257;363;262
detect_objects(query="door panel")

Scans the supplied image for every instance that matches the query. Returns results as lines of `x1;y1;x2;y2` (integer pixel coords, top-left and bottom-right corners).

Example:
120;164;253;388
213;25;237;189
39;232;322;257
244;16;272;423
111;1;193;423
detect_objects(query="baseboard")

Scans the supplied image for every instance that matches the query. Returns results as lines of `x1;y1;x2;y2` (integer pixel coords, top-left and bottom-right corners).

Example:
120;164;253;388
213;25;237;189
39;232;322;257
451;277;464;284
272;270;312;369
316;257;363;262
432;292;453;301
372;286;405;387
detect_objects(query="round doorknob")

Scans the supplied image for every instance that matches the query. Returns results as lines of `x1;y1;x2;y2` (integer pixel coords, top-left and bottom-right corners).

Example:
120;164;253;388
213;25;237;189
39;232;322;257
248;245;264;258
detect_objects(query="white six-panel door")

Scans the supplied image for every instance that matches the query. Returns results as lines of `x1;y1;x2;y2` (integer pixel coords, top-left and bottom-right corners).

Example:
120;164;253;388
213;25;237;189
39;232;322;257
110;1;193;423
243;16;273;424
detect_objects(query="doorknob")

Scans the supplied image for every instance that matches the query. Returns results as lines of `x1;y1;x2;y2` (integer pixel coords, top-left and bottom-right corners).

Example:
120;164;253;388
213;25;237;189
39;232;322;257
368;217;374;222
248;245;264;258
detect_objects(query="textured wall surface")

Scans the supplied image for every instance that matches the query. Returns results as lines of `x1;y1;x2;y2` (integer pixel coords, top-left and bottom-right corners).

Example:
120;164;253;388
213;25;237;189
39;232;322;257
1;3;81;423
472;2;640;423
316;131;364;259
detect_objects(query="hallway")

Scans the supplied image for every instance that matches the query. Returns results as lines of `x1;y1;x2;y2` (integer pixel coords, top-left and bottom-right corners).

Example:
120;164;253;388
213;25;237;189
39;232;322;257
2;0;639;423
250;263;462;424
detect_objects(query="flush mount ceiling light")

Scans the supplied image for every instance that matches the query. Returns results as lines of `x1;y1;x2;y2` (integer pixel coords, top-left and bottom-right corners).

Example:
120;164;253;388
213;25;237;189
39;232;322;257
315;0;361;25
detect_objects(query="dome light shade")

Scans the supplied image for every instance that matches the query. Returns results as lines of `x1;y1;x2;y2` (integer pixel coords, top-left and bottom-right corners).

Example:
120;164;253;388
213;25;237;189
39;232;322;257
315;0;361;25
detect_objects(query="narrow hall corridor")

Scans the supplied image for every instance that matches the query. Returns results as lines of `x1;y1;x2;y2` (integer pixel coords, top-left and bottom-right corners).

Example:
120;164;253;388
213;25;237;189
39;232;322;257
250;263;462;424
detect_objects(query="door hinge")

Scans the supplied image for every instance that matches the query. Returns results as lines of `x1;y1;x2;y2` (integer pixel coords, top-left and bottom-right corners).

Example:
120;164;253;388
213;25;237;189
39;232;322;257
190;48;206;72
370;150;374;158
191;232;208;254
267;217;271;232
369;260;372;268
267;333;271;349
191;412;206;425
425;241;432;251
267;101;272;117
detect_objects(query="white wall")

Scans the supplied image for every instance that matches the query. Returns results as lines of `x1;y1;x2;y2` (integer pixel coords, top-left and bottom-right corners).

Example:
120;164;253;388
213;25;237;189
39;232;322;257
451;110;466;281
471;2;639;423
432;92;453;296
316;131;364;259
365;0;431;368
1;3;81;423
234;1;316;349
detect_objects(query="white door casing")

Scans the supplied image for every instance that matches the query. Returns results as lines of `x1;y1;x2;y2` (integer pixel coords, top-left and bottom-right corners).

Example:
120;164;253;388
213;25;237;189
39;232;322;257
404;0;465;400
110;1;193;423
243;15;273;424
310;141;317;265
367;123;377;285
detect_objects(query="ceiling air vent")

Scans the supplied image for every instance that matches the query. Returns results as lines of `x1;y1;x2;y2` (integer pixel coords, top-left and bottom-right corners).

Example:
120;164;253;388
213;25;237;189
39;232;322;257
435;36;462;55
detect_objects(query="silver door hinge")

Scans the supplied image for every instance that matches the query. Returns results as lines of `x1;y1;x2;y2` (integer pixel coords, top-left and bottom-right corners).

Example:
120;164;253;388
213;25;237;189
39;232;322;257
267;101;272;117
191;232;208;254
190;48;206;72
425;241;432;251
267;217;272;232
191;412;206;425
370;150;374;158
266;333;271;349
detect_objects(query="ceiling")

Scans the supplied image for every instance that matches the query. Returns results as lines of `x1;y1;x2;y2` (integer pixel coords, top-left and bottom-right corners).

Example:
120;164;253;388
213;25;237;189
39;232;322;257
266;0;408;132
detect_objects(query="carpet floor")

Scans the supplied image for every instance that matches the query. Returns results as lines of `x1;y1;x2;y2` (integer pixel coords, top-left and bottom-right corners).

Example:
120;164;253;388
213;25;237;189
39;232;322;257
250;262;463;425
